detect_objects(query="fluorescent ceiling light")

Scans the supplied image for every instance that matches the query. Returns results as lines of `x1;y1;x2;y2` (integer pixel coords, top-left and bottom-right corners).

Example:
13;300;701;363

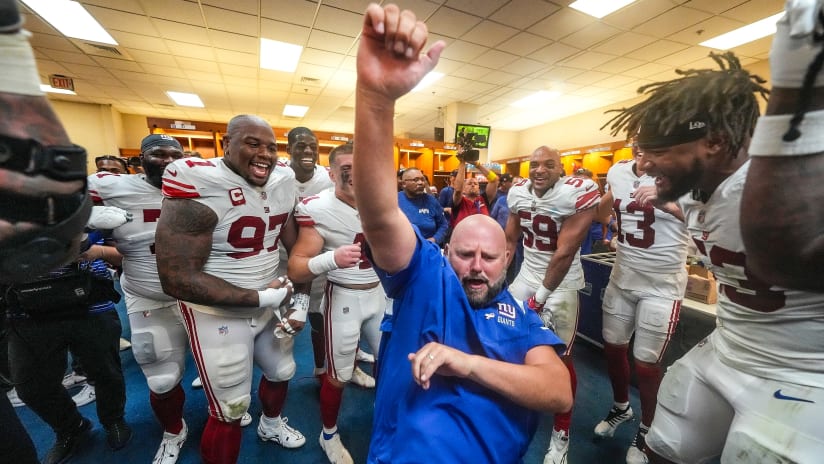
40;84;76;95
260;38;303;72
21;0;117;45
283;105;308;117
699;12;784;50
512;90;561;108
166;91;204;108
412;72;444;92
569;0;637;19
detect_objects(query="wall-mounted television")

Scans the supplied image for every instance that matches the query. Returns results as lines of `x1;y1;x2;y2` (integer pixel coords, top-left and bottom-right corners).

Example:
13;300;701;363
455;123;491;149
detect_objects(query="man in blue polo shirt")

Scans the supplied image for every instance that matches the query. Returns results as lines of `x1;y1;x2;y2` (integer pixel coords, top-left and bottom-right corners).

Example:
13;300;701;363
352;5;573;464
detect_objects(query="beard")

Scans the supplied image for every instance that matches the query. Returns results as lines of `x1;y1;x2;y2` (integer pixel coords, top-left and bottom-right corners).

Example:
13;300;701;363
656;159;703;202
462;273;507;308
143;162;166;188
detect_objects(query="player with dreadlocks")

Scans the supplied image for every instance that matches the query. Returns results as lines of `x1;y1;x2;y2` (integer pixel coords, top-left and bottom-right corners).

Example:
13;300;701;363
603;50;824;464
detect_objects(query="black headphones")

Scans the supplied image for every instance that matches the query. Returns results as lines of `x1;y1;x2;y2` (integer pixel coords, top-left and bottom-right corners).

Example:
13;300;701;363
0;135;91;283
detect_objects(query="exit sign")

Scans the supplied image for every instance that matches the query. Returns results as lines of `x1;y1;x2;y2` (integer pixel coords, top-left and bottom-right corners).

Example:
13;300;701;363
49;74;75;91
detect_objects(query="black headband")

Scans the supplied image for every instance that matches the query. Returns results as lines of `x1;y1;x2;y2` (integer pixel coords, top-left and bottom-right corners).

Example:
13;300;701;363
637;117;709;150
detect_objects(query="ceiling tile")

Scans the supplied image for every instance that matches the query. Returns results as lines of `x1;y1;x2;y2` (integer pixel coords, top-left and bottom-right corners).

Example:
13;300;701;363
625;40;689;61
489;0;562;29
474;49;519;70
622;62;673;78
425;7;483;38
597;56;648;74
531;42;581;65
140;0;204;25
461;20;519;47
153;19;210;45
667;16;744;45
635;7;712;39
261;0;318;26
720;0;785;23
314;5;364;37
506;58;548;76
84;0;145;15
439;40;488;63
214;49;258;67
528;9;594;42
86;5;157;36
562;51;617;70
110;31;169;53
559;22;622;50
307;30;356;54
92;56;145;73
203;6;258;35
209;30;258;53
201;0;260;15
591;32;658;56
496;32;552;57
260;19;311;45
602;0;676;30
165;41;217;61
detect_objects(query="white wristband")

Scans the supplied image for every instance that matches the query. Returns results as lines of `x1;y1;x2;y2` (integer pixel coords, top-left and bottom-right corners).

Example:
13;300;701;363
307;250;339;275
749;110;824;157
258;288;288;308
289;293;310;322
535;285;552;304
0;30;44;96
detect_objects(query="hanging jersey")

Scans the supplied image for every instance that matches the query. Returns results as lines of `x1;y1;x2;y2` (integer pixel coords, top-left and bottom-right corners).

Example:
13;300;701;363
294;189;377;285
88;173;171;304
161;157;297;316
606;160;689;275
678;161;824;388
507;176;600;290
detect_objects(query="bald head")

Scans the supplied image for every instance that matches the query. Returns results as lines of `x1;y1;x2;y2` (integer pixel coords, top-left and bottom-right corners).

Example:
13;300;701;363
226;114;270;136
451;215;506;249
448;215;509;308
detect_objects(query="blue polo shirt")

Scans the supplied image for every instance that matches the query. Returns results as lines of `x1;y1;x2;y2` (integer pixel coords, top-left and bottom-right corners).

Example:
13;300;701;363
368;229;564;464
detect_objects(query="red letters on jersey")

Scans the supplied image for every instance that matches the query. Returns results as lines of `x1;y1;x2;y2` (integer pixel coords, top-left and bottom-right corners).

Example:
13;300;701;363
229;188;246;206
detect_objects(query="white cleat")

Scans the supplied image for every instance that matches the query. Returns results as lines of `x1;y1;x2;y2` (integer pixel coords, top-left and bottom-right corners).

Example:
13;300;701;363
61;371;88;388
191;377;202;389
356;350;375;363
543;429;569;464
626;427;650;464
240;412;252;427
7;388;24;408
319;432;354;464
71;384;96;407
257;415;306;448
152;420;187;464
594;405;634;438
350;366;375;389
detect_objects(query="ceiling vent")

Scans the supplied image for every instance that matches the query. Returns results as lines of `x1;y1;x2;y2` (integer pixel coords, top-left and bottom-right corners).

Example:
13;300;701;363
70;39;135;61
299;76;322;87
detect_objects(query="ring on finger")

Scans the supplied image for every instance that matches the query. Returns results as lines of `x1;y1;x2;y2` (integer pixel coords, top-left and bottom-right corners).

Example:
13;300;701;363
427;353;435;360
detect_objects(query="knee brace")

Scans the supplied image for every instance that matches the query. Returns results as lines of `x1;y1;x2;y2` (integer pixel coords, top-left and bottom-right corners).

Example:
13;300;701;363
217;393;252;421
204;344;250;389
725;431;793;464
132;330;159;365
272;357;296;381
147;373;181;395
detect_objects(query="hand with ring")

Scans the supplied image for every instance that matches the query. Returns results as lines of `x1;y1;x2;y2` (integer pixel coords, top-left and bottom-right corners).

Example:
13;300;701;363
407;341;475;390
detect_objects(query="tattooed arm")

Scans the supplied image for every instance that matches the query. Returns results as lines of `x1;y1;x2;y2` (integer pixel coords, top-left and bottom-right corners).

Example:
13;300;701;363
155;198;263;306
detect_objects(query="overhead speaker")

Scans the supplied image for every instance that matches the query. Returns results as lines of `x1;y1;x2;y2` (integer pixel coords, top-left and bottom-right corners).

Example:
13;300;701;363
434;127;444;142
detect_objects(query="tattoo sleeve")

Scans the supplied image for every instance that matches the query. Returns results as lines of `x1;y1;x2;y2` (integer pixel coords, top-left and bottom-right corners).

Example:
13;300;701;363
155;198;260;306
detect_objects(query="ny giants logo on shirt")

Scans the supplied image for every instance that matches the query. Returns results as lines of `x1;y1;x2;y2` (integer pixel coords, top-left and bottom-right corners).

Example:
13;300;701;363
229;188;245;206
497;303;516;327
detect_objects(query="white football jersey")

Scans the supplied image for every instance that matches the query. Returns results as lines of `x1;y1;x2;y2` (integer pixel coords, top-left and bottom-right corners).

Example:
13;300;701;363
294;189;378;285
678;160;824;387
161;157;297;316
88;172;172;306
296;165;333;200
507;176;600;290
606;160;689;274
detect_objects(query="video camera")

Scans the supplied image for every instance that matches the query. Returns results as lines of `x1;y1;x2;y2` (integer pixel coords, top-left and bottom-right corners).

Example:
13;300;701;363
456;129;482;163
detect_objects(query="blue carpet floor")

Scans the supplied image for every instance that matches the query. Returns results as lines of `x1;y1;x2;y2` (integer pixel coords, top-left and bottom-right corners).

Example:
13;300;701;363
14;304;649;463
